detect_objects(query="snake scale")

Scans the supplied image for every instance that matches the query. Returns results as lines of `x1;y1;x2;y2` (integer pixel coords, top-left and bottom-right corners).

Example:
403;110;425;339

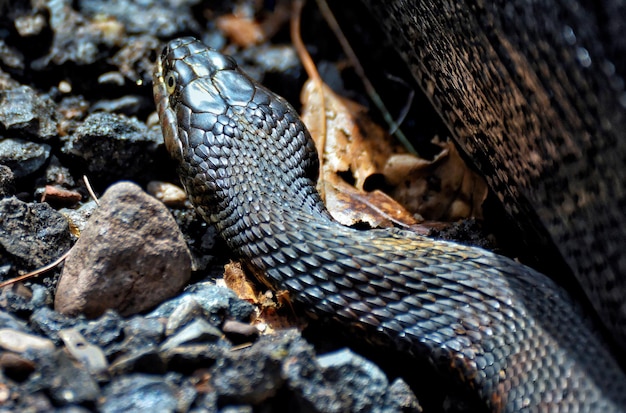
154;37;626;411
360;0;626;351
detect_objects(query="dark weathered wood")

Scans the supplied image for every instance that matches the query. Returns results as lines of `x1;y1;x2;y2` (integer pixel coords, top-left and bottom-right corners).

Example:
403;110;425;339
361;0;626;347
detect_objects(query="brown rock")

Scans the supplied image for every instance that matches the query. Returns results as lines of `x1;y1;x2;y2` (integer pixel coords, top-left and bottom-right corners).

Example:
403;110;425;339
55;181;191;317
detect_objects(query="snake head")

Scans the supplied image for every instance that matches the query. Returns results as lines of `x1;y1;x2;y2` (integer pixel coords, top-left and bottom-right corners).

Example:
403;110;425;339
153;37;320;224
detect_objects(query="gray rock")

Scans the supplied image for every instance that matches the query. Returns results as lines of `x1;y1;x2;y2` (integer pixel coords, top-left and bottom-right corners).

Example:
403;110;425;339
0;197;72;272
220;406;253;413
108;345;165;376
25;350;100;406
58;200;98;233
0;329;55;353
80;0;201;37
0;138;50;179
61;112;163;182
0;284;53;317
165;297;209;336
149;282;254;325
161;343;225;374
0;310;29;332
0;86;57;139
58;328;108;374
160;318;223;351
99;374;179;413
318;348;388;412
116;316;165;352
76;310;123;349
384;378;422;412
0;164;14;198
281;336;346;413
55;181;192;318
210;331;307;405
30;307;78;344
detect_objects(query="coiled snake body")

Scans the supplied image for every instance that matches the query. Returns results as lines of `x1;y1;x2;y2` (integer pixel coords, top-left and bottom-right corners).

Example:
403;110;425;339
154;37;626;412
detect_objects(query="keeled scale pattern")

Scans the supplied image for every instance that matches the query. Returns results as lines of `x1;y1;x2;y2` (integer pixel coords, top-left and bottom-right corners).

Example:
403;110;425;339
154;37;626;412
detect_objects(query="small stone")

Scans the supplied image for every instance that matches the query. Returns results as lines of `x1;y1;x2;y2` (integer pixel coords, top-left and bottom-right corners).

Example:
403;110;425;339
108;346;166;376
149;283;254;325
61;112;163;182
210;331;304;404
0;352;36;382
99;374;179;413
59;328;108;374
114;316;165;354
147;181;187;208
0;329;54;353
160;319;223;352
385;378;422;412
161;343;225;374
0;197;72;272
29;307;77;343
27;350;100;405
77;310;123;349
281;335;345;413
55;181;192;318
0;310;29;332
318;348;389;412
0;138;51;178
0;86;57;139
58;200;98;234
40;185;82;207
165;297;208;336
0;165;14;198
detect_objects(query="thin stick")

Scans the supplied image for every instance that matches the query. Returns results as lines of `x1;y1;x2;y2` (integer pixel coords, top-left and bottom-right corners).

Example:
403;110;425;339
83;175;100;205
0;250;71;289
315;0;417;155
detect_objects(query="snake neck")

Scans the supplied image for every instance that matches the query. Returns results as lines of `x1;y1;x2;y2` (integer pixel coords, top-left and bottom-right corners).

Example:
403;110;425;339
176;105;333;255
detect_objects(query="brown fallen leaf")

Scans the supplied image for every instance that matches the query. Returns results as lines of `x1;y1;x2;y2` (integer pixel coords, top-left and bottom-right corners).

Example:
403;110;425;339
215;0;291;48
300;79;420;228
222;261;305;333
300;78;487;225
384;140;488;221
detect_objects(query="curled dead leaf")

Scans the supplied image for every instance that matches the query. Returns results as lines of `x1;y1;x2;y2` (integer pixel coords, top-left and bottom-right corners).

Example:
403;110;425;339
300;78;487;228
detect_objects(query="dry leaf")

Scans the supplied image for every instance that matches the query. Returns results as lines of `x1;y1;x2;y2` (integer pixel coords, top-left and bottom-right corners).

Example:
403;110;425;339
215;1;291;48
300;79;419;228
384;140;488;220
300;78;487;225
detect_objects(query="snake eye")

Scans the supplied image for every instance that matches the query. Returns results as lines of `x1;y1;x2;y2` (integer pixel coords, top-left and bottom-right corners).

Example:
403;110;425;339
165;72;177;94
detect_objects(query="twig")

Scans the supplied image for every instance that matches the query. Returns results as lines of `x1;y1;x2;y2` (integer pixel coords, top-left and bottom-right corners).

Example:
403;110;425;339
83;175;100;205
290;0;327;201
0;250;71;289
315;0;418;155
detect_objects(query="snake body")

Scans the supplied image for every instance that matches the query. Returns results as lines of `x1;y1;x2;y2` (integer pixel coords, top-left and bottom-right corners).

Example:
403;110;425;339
154;37;626;412
360;0;626;348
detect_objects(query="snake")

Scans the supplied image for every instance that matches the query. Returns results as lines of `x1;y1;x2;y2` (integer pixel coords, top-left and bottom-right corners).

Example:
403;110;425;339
153;37;626;412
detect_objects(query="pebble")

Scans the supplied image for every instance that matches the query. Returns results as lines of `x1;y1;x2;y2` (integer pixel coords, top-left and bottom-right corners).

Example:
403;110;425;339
149;282;255;325
0;165;14;197
165;296;208;336
160;318;223;351
99;374;180;413
0;85;57;139
55;181;192;318
0;329;55;353
60;112;164;182
318;348;421;413
0;197;73;272
0;138;51;178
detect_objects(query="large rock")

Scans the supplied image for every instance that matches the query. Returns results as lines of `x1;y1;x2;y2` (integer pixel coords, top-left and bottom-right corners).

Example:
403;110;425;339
55;181;191;317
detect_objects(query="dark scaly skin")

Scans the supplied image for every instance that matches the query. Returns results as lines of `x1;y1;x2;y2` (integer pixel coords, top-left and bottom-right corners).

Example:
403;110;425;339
359;1;626;348
154;37;626;412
